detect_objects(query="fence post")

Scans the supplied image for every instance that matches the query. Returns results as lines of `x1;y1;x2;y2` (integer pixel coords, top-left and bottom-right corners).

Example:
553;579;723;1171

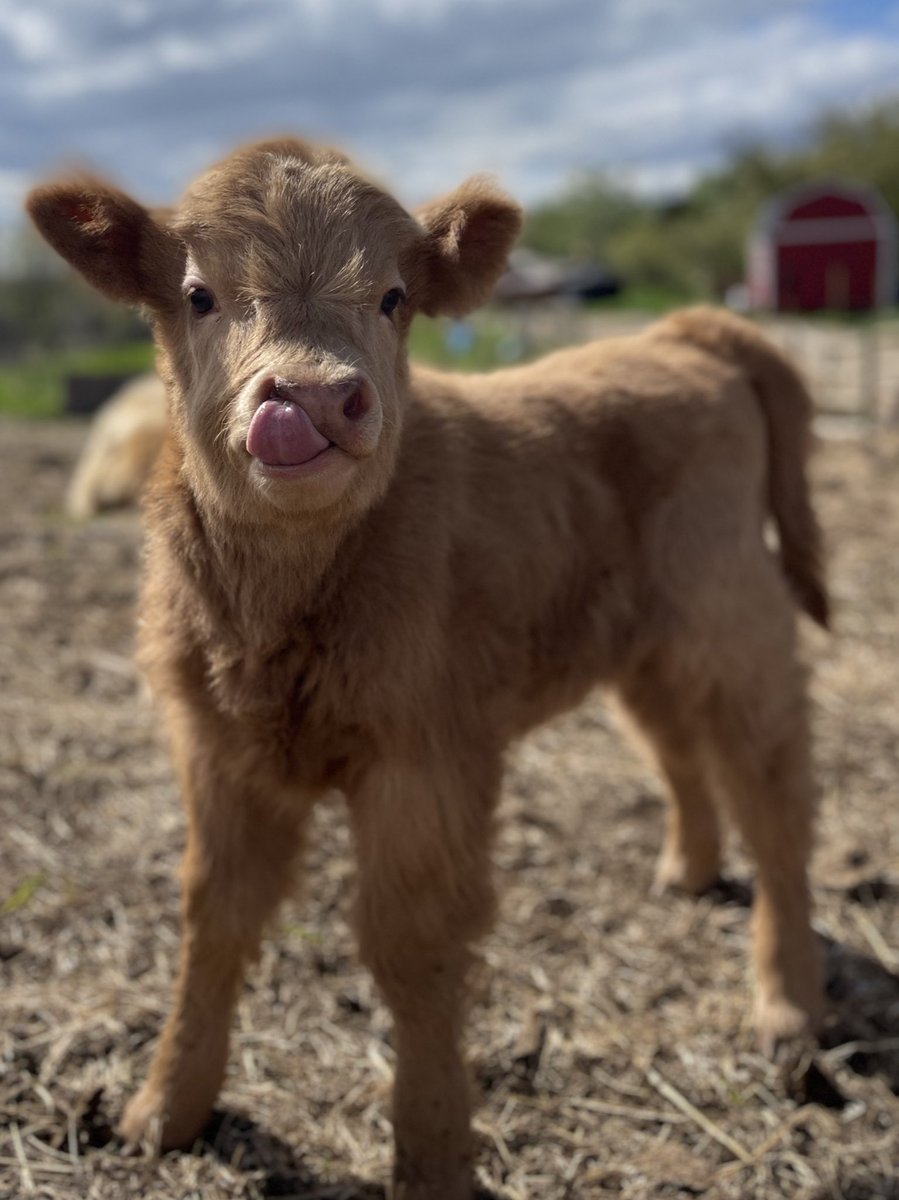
858;322;880;423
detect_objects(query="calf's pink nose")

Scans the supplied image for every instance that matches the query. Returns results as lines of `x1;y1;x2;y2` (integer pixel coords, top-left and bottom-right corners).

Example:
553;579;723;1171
270;377;371;423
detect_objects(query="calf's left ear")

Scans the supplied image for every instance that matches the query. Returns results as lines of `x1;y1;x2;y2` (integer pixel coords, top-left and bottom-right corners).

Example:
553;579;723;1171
25;177;183;311
415;177;522;318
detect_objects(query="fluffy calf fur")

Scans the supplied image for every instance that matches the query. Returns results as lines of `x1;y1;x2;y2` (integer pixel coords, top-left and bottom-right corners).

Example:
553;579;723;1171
28;138;827;1199
66;373;167;518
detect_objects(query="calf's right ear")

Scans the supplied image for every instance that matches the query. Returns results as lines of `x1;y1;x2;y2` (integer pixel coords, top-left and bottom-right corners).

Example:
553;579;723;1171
26;178;183;310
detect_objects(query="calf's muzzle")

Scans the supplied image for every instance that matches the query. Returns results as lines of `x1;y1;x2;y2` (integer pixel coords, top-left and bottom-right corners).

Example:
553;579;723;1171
247;375;373;466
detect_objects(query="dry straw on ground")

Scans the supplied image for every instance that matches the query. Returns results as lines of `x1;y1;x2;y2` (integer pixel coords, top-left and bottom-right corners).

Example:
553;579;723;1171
1;420;897;1199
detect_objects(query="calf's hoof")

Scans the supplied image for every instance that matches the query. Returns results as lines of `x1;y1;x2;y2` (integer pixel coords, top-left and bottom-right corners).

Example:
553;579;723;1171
392;1164;473;1200
652;848;721;897
119;1083;210;1152
392;1184;473;1200
755;995;822;1062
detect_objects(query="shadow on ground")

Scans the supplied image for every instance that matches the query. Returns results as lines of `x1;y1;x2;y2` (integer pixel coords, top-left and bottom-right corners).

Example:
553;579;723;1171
823;936;899;1096
200;1110;385;1199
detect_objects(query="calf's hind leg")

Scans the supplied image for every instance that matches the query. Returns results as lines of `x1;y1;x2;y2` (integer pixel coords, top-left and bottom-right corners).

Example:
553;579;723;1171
618;681;723;896
120;713;309;1150
702;654;823;1055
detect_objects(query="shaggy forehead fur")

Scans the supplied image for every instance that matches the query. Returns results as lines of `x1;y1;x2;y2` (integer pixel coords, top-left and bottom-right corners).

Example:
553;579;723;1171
174;142;422;306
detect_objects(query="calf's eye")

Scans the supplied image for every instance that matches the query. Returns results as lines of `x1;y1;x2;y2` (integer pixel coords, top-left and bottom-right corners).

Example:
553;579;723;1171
188;286;217;316
380;287;405;318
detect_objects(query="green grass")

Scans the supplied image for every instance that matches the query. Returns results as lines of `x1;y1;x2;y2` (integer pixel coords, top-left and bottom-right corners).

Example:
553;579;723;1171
0;341;156;419
409;313;533;371
1;872;46;916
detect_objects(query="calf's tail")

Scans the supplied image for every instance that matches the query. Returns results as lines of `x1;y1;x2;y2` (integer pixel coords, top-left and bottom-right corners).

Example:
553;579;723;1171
660;306;829;628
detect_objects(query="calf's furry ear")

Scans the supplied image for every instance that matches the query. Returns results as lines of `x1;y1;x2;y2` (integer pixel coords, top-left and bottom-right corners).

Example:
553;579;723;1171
416;177;522;318
25;178;183;310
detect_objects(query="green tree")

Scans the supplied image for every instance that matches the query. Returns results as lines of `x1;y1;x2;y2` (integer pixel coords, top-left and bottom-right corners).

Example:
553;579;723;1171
523;173;643;262
521;96;899;303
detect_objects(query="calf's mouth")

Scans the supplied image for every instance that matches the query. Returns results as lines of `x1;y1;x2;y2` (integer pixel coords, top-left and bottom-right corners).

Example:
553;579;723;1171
244;376;375;478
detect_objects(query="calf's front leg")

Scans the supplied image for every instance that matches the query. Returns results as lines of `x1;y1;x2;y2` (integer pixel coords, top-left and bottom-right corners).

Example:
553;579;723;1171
121;714;309;1150
349;757;500;1200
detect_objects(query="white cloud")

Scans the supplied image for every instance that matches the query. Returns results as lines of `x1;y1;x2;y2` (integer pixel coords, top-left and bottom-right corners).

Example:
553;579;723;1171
0;5;63;63
2;0;899;237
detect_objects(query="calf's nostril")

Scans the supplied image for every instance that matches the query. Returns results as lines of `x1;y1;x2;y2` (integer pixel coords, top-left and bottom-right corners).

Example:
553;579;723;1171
342;389;367;421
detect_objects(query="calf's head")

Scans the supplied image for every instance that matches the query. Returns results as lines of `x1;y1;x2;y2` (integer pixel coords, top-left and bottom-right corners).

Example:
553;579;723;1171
27;139;521;524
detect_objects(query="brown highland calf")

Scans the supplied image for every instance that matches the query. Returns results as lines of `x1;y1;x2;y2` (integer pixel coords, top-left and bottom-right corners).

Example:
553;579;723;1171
28;138;828;1199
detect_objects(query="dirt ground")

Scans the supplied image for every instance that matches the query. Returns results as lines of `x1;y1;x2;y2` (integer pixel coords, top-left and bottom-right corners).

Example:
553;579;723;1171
1;419;897;1200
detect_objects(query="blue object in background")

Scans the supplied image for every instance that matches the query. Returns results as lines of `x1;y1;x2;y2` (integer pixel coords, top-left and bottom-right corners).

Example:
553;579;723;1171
444;321;476;357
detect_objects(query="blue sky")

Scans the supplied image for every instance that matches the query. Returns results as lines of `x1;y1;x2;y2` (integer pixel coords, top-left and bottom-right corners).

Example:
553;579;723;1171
817;0;897;32
3;0;899;238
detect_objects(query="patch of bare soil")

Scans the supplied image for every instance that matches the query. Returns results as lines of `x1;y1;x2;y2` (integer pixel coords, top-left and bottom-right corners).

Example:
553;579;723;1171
1;420;897;1199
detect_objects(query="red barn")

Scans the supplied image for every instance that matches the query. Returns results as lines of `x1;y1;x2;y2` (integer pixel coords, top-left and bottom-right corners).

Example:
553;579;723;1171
748;180;897;312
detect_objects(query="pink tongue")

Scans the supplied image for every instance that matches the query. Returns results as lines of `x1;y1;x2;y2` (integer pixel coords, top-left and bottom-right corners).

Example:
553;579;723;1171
246;400;330;466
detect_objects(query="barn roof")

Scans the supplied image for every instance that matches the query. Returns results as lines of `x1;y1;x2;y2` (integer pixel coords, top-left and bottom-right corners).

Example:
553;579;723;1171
753;177;896;242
